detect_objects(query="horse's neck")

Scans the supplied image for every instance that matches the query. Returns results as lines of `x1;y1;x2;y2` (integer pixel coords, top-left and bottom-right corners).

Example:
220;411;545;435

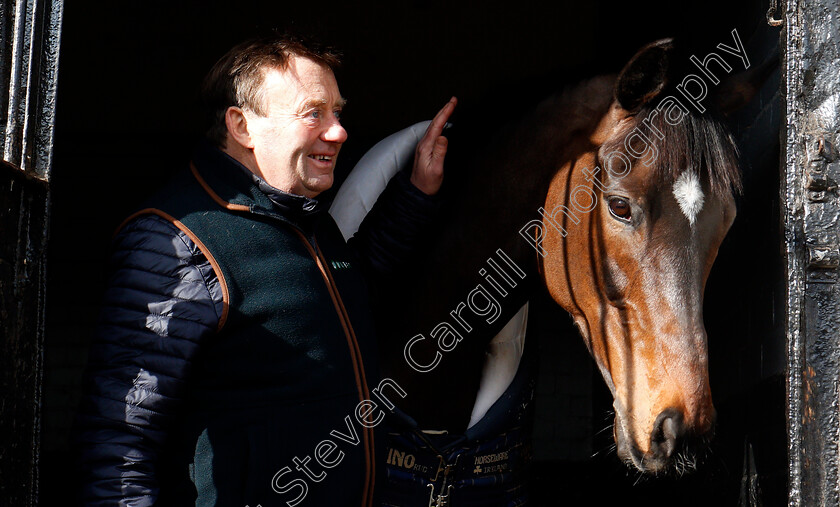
375;77;617;430
392;75;617;330
442;75;616;275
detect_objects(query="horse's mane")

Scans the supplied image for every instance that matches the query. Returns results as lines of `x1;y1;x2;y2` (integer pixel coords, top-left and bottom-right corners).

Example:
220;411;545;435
602;97;742;200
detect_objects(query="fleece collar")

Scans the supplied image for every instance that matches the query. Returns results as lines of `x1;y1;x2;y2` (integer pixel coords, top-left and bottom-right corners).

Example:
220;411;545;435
190;140;326;224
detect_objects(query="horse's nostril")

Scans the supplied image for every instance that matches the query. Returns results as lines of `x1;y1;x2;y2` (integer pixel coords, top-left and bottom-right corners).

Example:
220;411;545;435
651;408;685;460
660;415;680;457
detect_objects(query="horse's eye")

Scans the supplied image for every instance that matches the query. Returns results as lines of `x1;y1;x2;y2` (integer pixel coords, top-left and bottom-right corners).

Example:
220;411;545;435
608;197;632;222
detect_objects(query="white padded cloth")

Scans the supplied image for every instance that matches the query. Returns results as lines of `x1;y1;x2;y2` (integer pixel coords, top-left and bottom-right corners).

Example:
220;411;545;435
467;303;529;429
329;120;432;241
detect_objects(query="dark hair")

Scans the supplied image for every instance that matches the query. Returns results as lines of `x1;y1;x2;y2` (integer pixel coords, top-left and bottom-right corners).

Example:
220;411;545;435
201;34;342;147
599;103;742;199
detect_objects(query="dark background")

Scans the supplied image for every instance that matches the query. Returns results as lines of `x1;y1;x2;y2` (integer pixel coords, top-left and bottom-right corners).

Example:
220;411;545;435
41;1;785;505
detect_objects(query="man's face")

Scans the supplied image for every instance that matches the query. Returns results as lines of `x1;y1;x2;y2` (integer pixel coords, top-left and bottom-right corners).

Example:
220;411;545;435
245;56;347;198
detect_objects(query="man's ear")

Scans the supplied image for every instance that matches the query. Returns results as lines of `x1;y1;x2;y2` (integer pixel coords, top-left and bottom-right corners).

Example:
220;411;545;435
224;106;255;149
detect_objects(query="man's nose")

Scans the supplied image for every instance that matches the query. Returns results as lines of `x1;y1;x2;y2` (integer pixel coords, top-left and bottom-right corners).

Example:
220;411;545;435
323;119;347;144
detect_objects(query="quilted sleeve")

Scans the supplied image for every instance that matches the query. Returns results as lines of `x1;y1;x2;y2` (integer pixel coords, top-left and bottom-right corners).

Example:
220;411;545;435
350;170;443;276
76;214;224;506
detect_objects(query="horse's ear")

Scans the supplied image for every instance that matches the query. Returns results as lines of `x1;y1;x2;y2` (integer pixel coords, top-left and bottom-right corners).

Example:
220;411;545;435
712;53;779;116
614;39;675;112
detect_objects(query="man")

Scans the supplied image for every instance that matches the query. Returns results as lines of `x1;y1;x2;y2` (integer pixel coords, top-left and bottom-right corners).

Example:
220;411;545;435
77;36;456;506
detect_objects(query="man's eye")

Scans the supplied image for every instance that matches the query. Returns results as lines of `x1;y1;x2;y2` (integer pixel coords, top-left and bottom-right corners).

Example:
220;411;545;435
309;110;320;119
334;109;342;121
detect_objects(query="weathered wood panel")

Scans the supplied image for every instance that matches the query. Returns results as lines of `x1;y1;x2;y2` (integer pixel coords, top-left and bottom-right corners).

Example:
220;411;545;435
783;0;840;505
0;161;49;505
0;0;63;504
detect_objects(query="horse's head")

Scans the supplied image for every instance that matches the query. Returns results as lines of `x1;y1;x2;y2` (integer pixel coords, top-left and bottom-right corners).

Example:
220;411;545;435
540;39;741;473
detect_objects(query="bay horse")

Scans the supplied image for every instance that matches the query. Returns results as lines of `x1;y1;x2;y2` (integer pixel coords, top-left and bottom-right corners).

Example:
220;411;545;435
332;37;753;486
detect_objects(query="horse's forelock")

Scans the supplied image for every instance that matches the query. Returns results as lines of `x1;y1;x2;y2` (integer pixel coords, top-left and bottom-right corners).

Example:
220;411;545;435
642;107;741;198
598;106;741;198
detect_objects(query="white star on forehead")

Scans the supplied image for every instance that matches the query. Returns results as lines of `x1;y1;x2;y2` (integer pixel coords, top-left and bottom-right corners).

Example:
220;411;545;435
672;171;704;225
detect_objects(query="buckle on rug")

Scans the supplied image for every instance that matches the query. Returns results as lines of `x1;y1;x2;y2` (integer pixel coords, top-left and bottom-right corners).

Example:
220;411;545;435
431;455;454;482
427;454;458;506
426;483;454;507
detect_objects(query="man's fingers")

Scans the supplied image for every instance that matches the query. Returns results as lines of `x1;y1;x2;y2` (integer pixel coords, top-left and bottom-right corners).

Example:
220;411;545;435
424;97;457;141
410;97;456;195
433;96;457;128
432;136;448;161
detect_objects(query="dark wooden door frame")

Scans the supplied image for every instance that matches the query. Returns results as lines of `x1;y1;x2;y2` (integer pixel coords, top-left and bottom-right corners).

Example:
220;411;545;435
783;0;840;504
0;0;64;505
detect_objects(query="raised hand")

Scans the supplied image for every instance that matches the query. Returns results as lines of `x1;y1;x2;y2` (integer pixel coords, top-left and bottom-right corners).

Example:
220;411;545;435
410;97;457;195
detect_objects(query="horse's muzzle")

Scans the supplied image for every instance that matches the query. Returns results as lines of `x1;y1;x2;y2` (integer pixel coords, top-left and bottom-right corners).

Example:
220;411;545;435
615;406;716;475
